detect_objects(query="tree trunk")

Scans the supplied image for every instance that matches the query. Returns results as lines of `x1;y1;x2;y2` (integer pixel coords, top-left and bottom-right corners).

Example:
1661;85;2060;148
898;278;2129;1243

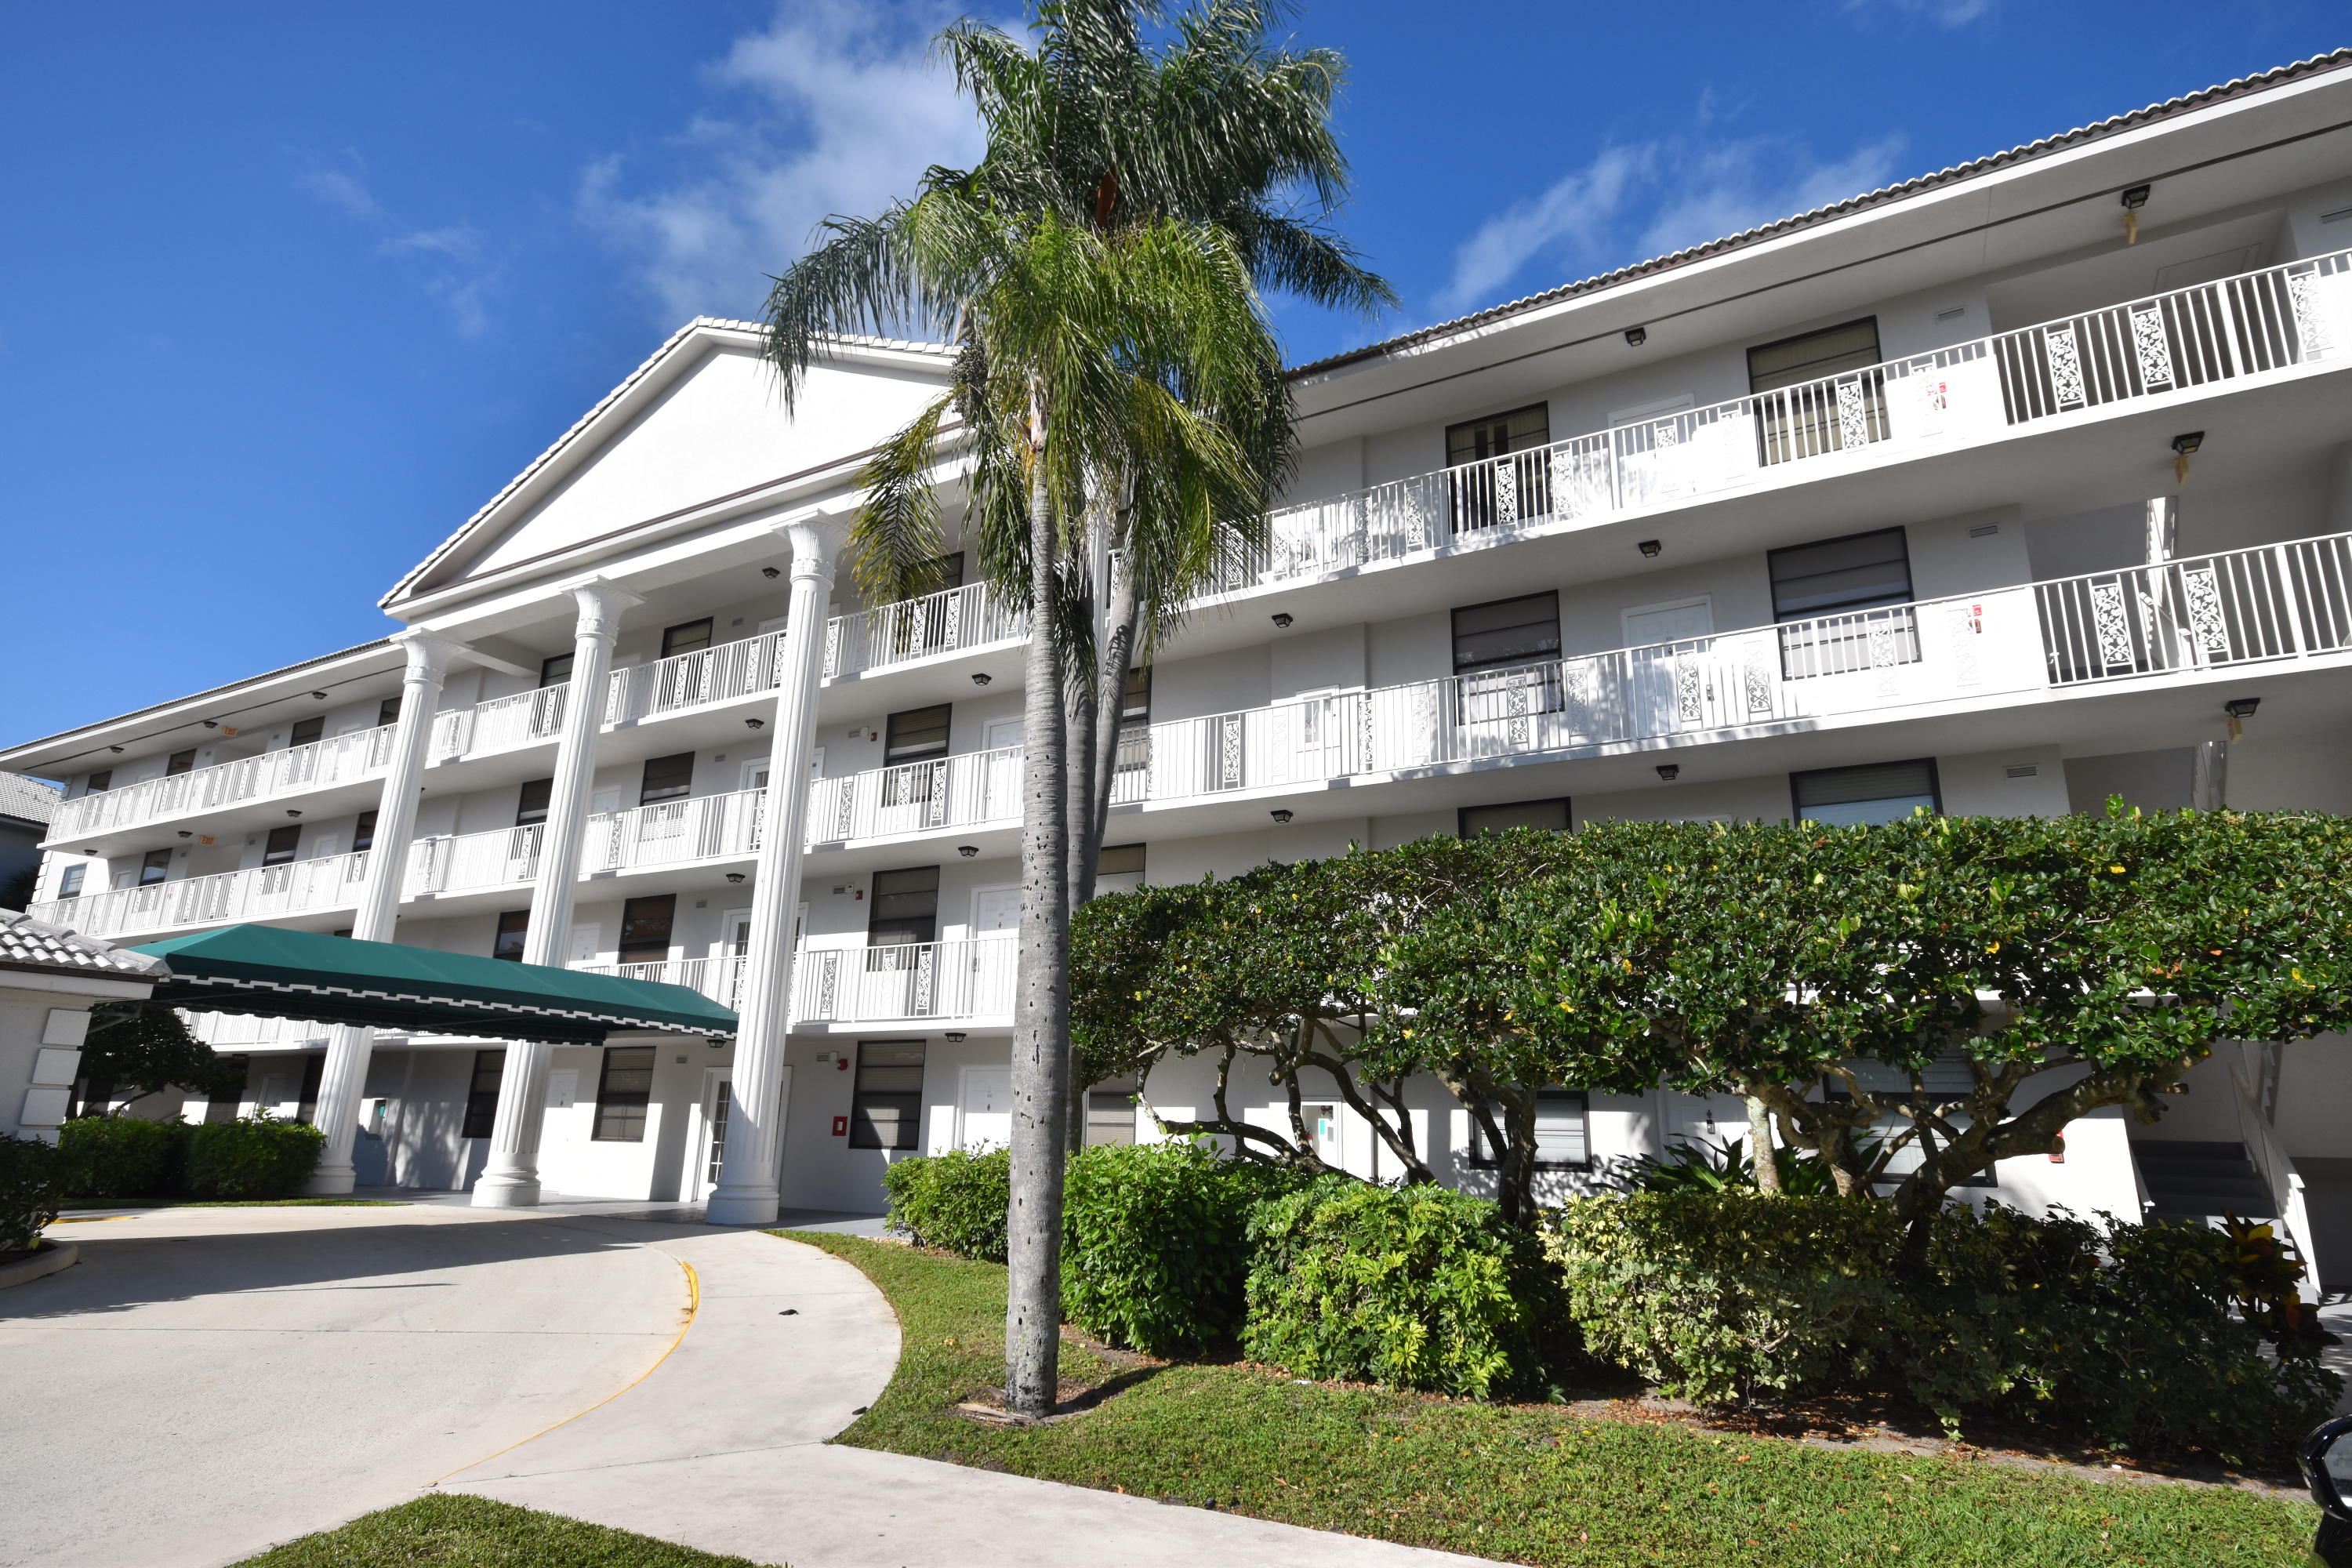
1005;405;1072;1419
1746;1095;1782;1194
1087;553;1142;875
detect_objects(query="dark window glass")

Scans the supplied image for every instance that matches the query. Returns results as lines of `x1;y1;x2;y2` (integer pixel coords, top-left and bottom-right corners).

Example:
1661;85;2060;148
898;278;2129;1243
1748;318;1882;394
1452;593;1561;676
660;619;714;659
262;826;300;866
492;909;530;962
884;705;952;766
1097;843;1145;877
638;752;696;806
352;811;378;854
917;551;966;593
867;866;940;946
1446;403;1551;466
516;778;553;828
539;653;573;688
1121;666;1152;727
463;1048;506;1138
593;1045;658;1142
289;716;325;749
849;1040;924;1149
57;865;85;900
1460;798;1571;837
377;696;402;728
1791;759;1940;827
293;1052;326;1127
619;894;676;964
1468;1089;1589;1170
138;848;172;886
1769;528;1913;622
166;749;197;776
84;771;111;793
1086;1084;1138;1147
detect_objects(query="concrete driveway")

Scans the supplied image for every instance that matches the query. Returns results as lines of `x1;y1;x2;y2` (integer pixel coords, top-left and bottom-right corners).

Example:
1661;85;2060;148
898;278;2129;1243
1;1202;694;1568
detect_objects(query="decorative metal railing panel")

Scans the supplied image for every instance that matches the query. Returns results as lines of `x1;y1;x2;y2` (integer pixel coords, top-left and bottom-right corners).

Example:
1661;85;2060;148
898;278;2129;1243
50;725;399;841
403;823;545;897
584;787;765;873
429;685;567;761
605;630;789;725
825;582;1022;679
31;851;371;939
805;744;1023;844
791;936;1018;1023
575;954;751;1010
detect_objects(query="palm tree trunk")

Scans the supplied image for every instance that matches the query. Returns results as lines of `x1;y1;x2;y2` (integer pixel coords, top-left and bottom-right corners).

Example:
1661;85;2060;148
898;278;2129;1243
1087;551;1142;876
1006;389;1072;1419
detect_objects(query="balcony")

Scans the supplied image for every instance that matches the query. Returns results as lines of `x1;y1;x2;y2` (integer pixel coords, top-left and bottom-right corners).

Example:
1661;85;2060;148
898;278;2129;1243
574;935;1016;1027
49;725;397;844
1218;248;2352;597
38;851;370;941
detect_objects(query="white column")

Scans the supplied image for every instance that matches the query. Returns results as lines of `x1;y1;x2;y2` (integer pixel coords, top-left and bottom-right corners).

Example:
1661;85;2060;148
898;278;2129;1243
707;515;839;1226
474;577;641;1209
307;628;460;1196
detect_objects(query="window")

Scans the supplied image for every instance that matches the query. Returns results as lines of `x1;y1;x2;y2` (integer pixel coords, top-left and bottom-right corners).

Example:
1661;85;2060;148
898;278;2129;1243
593;1045;657;1142
166;749;197;776
1121;666;1152;727
289;716;325;750
516;778;553;828
1748;318;1882;394
84;770;111;794
660;618;714;659
1468;1089;1590;1170
539;653;573;688
619;895;677;965
1826;1057;1995;1188
1085;1084;1139;1146
1791;759;1940;827
1460;798;1571;837
56;865;85;900
352;811;378;854
377;696;402;728
462;1049;506;1138
638;752;695;806
138;849;172;887
1445;404;1552;534
884;705;952;766
261;826;300;866
1096;843;1145;895
294;1052;325;1127
868;866;940;946
492;909;530;962
1769;528;1917;678
916;551;966;593
1453;593;1561;677
848;1040;925;1149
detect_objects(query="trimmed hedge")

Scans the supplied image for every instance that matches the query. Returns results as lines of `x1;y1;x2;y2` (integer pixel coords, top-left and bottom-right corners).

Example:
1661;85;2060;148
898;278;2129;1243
882;1148;1011;1261
59;1115;189;1199
1;1134;64;1255
1062;1140;1313;1355
1244;1178;1570;1399
186;1115;325;1199
58;1112;322;1201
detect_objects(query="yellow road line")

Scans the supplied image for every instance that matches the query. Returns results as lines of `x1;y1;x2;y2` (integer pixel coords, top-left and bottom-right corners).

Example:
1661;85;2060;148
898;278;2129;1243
433;1254;699;1485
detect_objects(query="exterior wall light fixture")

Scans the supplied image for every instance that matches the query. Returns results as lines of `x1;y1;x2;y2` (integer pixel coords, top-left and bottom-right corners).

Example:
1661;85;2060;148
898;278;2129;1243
958;845;978;858
2172;430;2204;485
2225;696;2260;740
1656;764;1679;781
310;691;328;701
1271;612;1294;628
2121;183;2151;245
762;566;781;579
1270;808;1293;824
1624;326;1647;347
1638;539;1662;558
744;717;765;730
201;720;219;729
946;1032;967;1044
178;830;193;838
109;745;125;753
725;872;746;884
972;672;992;686
285;809;302;818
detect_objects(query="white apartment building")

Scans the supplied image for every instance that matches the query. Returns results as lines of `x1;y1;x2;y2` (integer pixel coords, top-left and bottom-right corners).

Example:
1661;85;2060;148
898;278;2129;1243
7;53;2352;1281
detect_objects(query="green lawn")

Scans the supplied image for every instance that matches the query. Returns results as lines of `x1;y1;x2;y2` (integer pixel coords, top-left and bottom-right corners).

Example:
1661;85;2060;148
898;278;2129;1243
782;1229;2318;1568
234;1494;779;1566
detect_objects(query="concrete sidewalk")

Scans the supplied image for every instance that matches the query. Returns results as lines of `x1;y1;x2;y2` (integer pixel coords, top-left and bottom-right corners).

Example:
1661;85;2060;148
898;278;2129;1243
448;1226;1488;1567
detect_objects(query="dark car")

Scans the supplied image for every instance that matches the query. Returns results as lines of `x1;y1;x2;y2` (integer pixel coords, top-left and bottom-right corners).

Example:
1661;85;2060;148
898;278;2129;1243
2310;1416;2352;1567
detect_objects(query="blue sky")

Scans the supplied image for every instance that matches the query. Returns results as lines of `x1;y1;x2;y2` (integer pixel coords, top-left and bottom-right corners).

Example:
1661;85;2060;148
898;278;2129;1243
2;2;2343;750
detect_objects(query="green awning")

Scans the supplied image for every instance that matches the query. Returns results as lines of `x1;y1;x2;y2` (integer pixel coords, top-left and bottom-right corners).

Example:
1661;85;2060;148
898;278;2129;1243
129;924;735;1046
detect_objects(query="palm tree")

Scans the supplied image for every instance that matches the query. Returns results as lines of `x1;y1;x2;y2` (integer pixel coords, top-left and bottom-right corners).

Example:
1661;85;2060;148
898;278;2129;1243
760;0;1388;1417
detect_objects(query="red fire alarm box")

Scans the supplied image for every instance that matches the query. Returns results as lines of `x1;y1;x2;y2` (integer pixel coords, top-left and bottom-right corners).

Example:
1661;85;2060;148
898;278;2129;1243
832;1115;849;1138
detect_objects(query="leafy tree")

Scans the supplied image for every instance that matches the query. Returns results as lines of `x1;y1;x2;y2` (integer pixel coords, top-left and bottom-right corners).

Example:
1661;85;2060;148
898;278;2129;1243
72;1002;246;1118
758;0;1388;1416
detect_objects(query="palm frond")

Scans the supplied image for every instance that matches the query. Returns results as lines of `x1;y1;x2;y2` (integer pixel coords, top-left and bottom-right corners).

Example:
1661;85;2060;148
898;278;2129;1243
849;395;955;606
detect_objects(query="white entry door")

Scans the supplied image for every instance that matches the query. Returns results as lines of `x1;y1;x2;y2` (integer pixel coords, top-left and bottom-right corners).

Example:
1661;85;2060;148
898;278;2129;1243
971;885;1022;937
960;1066;1013;1152
687;1068;731;1201
1623;597;1714;737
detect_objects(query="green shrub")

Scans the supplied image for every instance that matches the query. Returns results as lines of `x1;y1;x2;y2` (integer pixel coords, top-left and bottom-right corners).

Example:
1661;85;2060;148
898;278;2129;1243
1062;1140;1312;1355
184;1113;324;1199
1243;1178;1569;1399
881;1148;1011;1261
1548;1191;1900;1406
0;1134;64;1254
57;1114;191;1198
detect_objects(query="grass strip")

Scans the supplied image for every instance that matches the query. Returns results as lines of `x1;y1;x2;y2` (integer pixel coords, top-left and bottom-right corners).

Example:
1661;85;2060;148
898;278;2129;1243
782;1229;2317;1568
233;1494;779;1566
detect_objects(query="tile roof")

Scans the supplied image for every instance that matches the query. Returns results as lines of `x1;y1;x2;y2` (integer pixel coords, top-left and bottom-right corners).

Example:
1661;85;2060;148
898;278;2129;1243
0;910;164;981
1291;48;2352;377
0;771;62;826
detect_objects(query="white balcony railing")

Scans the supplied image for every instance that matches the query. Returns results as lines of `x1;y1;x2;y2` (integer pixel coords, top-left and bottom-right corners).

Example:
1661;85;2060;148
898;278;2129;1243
1220;248;2352;594
50;725;398;842
32;851;370;940
807;745;1023;844
792;936;1018;1023
575;954;750;1010
405;824;544;898
429;686;566;762
824;582;1023;679
585;787;764;874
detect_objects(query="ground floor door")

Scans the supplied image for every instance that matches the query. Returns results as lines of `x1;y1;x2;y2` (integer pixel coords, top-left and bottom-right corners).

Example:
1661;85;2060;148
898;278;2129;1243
959;1065;1012;1152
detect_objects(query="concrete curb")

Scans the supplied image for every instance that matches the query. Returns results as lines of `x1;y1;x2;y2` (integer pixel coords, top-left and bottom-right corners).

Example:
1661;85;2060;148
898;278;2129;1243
0;1240;80;1290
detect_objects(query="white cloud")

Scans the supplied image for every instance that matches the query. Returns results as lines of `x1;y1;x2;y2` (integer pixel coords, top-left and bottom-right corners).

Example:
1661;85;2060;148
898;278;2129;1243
580;0;987;328
1436;133;1907;315
293;156;498;337
1838;0;1996;26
